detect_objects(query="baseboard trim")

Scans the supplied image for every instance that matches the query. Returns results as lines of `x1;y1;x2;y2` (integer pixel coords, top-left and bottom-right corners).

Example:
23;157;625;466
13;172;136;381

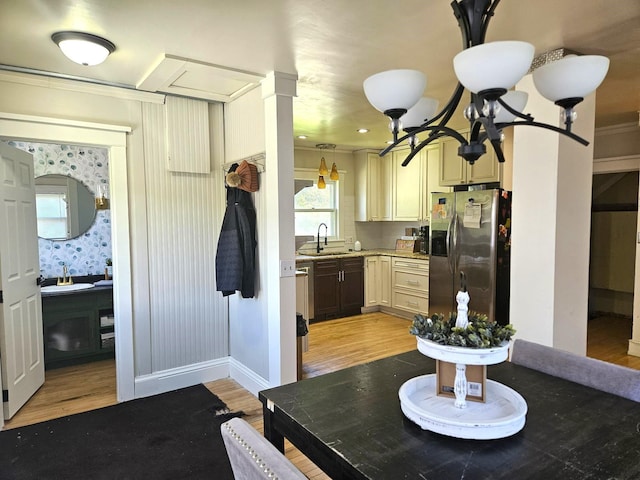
228;357;270;397
628;339;640;357
134;357;230;399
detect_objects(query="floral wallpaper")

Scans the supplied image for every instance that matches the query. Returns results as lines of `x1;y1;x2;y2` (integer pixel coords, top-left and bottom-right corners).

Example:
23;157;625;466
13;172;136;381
6;141;112;278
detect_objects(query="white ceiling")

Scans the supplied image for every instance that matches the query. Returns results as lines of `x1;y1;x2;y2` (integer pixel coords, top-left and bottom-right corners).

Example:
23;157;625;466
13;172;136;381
0;0;638;151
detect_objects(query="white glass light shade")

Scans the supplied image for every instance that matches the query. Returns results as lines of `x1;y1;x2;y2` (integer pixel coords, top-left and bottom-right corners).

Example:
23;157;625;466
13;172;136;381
363;69;426;113
453;41;535;93
493;90;529;123
401;97;440;129
52;32;115;66
532;55;610;102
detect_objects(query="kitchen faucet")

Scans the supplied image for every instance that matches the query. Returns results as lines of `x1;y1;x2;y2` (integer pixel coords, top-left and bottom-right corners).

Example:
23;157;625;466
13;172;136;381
317;223;328;253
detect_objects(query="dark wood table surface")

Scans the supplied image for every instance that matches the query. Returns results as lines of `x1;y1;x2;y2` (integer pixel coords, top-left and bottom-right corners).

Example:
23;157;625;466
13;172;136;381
259;349;640;479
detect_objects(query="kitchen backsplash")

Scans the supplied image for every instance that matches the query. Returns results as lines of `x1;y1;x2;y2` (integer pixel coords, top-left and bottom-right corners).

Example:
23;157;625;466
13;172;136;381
7;141;112;278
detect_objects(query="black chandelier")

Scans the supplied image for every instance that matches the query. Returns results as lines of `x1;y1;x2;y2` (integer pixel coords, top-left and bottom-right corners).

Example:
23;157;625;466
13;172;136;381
363;0;610;166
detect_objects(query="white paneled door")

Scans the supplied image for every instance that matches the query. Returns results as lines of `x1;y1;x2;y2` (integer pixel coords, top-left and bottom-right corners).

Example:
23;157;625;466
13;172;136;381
0;143;44;422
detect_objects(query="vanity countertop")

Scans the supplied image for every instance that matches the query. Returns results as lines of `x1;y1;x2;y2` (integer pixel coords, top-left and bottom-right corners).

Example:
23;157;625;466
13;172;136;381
40;275;113;298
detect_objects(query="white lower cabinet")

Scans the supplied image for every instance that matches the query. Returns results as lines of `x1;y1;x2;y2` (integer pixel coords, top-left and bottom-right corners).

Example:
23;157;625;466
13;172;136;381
391;257;429;316
364;255;391;309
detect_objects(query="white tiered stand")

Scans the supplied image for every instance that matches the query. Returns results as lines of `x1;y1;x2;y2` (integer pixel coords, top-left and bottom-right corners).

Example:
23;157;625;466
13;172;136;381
399;337;528;440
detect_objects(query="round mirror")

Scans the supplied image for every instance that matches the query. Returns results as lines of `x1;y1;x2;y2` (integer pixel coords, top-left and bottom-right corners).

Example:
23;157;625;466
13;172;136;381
35;174;97;240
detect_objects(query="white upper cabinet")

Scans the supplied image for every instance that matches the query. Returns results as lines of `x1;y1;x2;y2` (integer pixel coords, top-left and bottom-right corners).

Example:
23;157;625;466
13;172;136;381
392;144;439;223
355;150;392;222
439;131;501;186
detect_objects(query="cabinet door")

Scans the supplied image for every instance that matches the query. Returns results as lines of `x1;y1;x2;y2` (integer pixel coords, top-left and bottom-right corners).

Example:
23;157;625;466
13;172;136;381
340;257;364;316
439;136;466;186
379;256;392;306
314;259;340;319
392;148;423;221
468;148;501;184
364;256;380;307
379;154;393;221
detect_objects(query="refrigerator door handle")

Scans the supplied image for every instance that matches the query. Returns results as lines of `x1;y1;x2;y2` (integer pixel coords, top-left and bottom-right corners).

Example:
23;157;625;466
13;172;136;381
452;212;461;273
446;215;455;274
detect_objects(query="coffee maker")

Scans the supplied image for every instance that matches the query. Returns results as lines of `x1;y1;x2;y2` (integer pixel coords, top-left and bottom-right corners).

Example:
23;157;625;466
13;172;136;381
419;225;429;254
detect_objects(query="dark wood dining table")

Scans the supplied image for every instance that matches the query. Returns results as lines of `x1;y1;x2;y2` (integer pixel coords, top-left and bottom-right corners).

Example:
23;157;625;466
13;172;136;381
259;349;640;479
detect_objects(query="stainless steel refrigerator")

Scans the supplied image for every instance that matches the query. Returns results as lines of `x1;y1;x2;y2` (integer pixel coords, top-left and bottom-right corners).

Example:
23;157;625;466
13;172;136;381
429;189;512;325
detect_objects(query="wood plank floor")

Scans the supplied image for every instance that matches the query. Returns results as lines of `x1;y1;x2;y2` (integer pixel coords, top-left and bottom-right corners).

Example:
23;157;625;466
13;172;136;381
3;313;639;478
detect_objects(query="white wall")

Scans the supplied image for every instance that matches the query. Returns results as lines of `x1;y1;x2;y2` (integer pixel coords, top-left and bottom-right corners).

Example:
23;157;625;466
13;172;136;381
511;74;595;354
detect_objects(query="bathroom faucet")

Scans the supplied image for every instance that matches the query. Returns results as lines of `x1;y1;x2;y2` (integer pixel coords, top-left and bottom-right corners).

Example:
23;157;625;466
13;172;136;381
317;223;328;253
57;264;73;286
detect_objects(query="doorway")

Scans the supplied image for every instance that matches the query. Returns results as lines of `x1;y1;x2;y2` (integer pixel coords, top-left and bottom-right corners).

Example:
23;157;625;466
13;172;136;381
0;112;135;414
588;170;638;359
4;140;117;426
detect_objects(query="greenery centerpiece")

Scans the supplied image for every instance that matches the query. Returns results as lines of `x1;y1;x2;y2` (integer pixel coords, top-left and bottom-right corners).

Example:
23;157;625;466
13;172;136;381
410;312;515;348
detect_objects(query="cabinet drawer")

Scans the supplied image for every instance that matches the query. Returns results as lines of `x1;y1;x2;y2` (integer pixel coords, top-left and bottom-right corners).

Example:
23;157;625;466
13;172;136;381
393;270;428;293
392;257;429;272
392;290;429;315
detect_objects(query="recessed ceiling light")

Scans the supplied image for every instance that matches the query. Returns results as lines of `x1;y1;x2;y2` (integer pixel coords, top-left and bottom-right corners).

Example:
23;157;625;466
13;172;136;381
297;135;308;139
51;31;116;66
357;128;369;134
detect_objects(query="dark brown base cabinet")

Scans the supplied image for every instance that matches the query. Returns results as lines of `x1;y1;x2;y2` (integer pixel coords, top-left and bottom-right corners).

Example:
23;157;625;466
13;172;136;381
42;287;114;369
313;257;364;322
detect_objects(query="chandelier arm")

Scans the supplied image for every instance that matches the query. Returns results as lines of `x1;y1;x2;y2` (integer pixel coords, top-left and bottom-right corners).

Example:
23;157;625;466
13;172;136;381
453;0;495;47
479;0;500;43
429;82;466;131
401;132;451;167
488;137;506;163
451;0;473;48
495;121;590;146
378;92;468;158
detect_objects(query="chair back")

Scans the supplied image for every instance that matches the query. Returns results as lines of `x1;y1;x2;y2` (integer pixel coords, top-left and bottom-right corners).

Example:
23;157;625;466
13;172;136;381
511;338;640;402
221;417;307;479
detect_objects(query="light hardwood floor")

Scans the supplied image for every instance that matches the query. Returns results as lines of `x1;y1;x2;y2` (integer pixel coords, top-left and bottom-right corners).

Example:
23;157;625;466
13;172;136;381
3;313;638;478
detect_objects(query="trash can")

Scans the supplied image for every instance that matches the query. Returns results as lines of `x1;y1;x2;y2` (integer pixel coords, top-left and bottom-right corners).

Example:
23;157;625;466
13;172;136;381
296;312;308;381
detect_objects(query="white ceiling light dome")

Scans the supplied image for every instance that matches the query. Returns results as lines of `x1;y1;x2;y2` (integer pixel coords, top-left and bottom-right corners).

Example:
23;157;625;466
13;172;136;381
493;90;529;124
453;41;535;93
363;69;426;114
532;55;610;102
51;31;116;66
401;97;440;129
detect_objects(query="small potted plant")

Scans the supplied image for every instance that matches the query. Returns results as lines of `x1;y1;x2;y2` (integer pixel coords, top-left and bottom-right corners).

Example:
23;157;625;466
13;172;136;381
105;258;113;280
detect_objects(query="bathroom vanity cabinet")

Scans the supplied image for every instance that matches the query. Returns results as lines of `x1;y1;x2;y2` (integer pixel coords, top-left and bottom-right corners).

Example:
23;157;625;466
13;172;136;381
41;286;114;369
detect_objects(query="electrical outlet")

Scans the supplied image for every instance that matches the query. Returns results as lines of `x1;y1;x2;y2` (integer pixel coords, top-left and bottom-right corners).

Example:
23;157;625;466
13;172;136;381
345;236;353;243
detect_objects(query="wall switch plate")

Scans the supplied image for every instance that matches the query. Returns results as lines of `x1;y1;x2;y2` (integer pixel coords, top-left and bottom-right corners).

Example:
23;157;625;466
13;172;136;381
345;236;353;243
280;260;296;277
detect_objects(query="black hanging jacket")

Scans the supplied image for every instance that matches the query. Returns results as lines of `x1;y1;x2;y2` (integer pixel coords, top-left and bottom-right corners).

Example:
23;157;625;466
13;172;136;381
215;164;257;298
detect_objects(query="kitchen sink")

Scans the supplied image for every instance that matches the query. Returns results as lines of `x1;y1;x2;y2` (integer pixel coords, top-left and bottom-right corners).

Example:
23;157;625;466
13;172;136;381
41;283;95;293
298;251;349;256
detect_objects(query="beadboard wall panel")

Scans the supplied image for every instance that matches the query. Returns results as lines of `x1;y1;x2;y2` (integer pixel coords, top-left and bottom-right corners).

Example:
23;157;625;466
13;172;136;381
166;96;211;173
224;86;265;162
142;101;227;372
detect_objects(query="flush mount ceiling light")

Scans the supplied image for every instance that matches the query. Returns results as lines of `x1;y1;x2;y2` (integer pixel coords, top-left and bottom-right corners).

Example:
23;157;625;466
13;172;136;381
363;0;609;166
51;31;116;66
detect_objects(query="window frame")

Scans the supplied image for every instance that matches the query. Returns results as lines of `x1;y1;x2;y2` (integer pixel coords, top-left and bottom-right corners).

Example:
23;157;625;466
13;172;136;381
294;167;345;239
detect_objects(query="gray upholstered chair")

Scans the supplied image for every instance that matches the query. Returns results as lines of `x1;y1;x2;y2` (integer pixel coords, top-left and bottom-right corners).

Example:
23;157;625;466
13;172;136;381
511;338;640;402
221;417;307;479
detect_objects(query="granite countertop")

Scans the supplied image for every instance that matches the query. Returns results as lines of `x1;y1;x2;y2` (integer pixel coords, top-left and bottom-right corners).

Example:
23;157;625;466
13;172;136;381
296;249;429;262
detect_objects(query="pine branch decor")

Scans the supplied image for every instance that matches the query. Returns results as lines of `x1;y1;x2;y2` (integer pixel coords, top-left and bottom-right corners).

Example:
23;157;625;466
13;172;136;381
410;312;515;348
